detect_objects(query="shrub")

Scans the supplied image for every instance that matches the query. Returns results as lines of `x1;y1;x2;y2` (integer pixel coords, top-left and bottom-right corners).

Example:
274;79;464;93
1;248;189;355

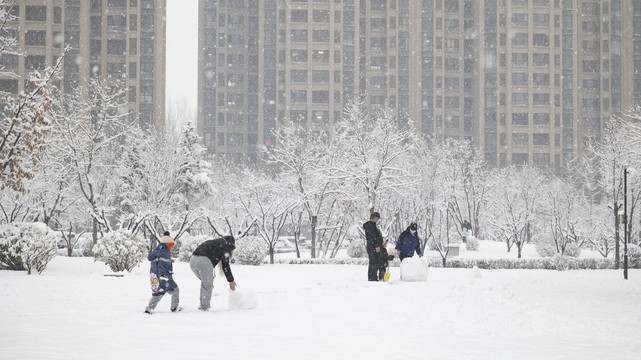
535;241;557;257
178;235;208;262
563;242;581;258
93;230;146;272
234;236;268;265
465;236;480;251
347;239;367;258
0;222;58;274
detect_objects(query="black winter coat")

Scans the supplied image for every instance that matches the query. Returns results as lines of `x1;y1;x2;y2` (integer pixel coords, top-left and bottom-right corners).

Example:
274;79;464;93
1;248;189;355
363;221;384;254
192;238;235;282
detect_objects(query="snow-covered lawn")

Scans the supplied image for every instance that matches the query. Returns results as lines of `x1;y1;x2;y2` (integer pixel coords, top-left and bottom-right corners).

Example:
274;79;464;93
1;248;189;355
1;254;640;360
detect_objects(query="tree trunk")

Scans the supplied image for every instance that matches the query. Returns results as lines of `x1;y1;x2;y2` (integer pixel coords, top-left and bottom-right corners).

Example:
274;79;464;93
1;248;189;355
442;256;447;267
92;217;98;246
310;215;318;258
614;204;620;269
269;245;275;264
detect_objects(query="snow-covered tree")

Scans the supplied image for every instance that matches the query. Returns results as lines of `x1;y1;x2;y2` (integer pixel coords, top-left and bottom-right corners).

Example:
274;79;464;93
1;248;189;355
266;123;340;258
485;166;547;258
332;99;416;216
52;78;133;245
239;171;297;264
1;56;64;194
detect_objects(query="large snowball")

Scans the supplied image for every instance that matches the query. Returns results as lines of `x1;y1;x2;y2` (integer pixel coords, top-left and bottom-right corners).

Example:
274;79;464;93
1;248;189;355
400;257;429;282
228;289;258;310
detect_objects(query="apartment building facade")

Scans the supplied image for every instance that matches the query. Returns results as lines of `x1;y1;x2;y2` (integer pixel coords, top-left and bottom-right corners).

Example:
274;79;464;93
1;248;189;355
0;0;166;130
198;0;640;169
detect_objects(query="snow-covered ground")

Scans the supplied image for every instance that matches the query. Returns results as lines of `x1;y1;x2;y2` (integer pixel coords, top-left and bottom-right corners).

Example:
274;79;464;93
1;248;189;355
1;251;640;360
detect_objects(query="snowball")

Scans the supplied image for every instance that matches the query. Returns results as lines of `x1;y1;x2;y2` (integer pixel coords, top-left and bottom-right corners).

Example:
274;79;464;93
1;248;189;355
228;289;258;311
400;257;429;282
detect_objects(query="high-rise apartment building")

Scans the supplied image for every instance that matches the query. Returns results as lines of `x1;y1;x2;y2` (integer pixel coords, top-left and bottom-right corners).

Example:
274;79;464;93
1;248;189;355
0;0;166;130
198;0;640;169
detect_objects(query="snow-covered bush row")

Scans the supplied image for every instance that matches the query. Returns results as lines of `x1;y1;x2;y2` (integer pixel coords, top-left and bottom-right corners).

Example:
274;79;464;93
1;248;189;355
0;222;58;274
93;230;146;272
177;235;208;262
346;240;367;258
441;257;616;270
275;256;622;270
233;236;267;265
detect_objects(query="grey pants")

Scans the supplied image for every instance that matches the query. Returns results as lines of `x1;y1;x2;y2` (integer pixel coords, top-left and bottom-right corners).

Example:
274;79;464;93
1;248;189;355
146;287;179;311
189;255;215;310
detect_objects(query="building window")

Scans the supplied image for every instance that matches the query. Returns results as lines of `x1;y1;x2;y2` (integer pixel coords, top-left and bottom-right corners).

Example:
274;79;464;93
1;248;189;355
313;30;330;43
533;53;549;67
312;91;329;103
25;31;46;46
107;15;127;31
512;93;528;106
106;62;125;78
291;10;308;22
312;50;330;62
444;57;459;71
291;50;308;62
291;30;308;43
140;38;154;56
512;73;528;86
582;60;600;73
291;70;307;82
533;153;550;166
512;133;529;146
512;53;528;67
533;113;550;125
532;73;550;86
107;39;126;55
291;90;307;103
533;34;549;47
25;6;46;21
108;0;126;7
140;62;154;79
371;37;387;51
291;110;307;123
25;55;46;70
533;14;549;27
512;33;528;46
312;70;329;83
313;10;330;23
512;13;528;27
141;14;154;31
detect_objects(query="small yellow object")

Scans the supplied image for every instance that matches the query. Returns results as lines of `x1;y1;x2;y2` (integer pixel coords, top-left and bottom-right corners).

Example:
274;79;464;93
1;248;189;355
152;278;158;284
383;272;390;281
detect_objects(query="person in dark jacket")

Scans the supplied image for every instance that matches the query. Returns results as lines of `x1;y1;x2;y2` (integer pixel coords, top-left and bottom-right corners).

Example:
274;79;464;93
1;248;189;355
395;222;423;262
189;235;237;311
363;212;385;281
145;231;180;314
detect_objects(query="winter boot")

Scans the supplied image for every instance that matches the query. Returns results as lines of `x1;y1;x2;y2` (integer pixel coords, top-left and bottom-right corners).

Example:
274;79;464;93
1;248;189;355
171;307;183;312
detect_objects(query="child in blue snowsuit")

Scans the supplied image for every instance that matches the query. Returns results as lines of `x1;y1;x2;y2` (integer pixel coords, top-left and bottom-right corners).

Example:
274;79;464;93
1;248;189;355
145;232;180;314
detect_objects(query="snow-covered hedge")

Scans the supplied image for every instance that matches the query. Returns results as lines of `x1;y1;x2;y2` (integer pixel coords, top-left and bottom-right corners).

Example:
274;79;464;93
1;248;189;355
178;235;208;262
0;222;58;274
93;230;146;272
275;256;621;270
347;239;367;258
234;236;267;265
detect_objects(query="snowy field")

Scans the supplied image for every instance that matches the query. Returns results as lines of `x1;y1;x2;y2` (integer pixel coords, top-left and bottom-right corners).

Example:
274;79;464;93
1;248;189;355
1;252;640;360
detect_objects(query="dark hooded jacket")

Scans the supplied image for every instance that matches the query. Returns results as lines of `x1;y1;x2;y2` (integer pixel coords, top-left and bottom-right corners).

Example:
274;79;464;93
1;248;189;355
363;221;384;254
192;236;236;282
